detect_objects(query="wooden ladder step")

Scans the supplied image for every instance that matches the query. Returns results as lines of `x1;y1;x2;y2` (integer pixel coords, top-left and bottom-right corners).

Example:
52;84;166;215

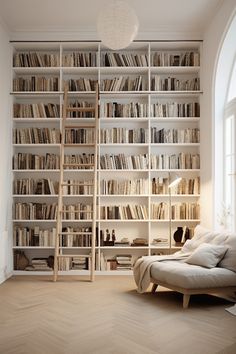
63;163;95;167
66;107;95;113
64;143;96;147
64;125;96;129
57;254;91;258
61;182;94;186
59;232;92;235
60;210;93;213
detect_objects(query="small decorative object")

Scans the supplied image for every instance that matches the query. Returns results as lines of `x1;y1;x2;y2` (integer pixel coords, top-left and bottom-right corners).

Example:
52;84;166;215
97;0;139;50
106;229;110;241
112;229;116;242
14;250;29;270
173;227;183;243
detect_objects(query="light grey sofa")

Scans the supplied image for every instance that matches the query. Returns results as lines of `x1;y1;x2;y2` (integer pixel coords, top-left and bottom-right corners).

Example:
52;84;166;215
150;226;236;308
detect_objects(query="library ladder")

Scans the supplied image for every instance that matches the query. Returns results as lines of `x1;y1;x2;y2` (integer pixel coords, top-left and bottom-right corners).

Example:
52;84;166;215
53;83;99;282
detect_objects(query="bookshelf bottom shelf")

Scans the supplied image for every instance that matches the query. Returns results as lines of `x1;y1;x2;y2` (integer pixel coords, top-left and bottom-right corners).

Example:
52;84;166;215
12;270;134;276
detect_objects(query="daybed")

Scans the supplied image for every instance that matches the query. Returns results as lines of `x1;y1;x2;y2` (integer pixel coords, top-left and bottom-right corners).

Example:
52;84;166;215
133;225;236;308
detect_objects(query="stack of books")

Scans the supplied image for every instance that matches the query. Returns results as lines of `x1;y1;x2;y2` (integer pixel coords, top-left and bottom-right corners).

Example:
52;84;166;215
131;238;148;246
72;256;88;270
29;258;52;271
116;255;132;270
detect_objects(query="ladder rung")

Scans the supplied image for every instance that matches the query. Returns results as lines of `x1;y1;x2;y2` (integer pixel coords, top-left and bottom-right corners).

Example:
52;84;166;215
61;182;94;186
64;144;96;147
57;254;91;258
66;107;95;113
60;210;93;213
63;163;95;167
59;232;92;235
64;125;95;129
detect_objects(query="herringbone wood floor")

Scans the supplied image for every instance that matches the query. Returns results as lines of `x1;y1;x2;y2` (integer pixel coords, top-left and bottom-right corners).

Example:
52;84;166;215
0;276;235;354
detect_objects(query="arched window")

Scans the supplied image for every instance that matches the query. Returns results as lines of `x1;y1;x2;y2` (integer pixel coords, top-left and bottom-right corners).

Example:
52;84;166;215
223;60;236;231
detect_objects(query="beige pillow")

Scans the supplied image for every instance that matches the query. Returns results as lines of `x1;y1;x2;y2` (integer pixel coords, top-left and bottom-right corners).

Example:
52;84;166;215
185;243;228;268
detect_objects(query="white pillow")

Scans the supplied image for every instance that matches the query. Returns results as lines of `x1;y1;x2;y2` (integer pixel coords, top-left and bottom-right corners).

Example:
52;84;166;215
185;243;228;268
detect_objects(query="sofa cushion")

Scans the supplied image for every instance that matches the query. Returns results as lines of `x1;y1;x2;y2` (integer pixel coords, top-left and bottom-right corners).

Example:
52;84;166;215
218;235;236;272
150;260;236;289
184;243;228;268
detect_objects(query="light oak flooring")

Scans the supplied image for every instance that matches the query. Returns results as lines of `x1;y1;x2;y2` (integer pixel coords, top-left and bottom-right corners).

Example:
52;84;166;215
0;276;236;354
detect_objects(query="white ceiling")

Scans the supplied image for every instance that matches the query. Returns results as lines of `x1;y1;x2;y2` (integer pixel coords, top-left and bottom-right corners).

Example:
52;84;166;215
0;0;224;38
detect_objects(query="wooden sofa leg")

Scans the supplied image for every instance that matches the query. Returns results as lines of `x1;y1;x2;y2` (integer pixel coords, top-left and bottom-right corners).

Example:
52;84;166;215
151;284;158;293
183;294;190;309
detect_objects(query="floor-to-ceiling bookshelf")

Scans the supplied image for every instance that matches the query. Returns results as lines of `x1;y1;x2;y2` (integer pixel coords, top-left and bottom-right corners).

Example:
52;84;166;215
11;41;201;275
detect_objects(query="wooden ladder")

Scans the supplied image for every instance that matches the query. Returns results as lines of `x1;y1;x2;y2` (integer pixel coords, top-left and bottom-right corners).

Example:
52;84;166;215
53;83;99;282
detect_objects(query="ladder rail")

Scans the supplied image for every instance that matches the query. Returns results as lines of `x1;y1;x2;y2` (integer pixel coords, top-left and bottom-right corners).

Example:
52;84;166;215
53;83;99;282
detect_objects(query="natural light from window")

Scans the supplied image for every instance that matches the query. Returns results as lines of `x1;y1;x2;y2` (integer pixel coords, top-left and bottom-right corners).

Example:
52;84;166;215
227;61;236;102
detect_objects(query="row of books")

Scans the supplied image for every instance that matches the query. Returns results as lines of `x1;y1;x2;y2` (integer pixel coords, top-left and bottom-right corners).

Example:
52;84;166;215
100;154;149;170
100;153;200;170
67;101;95;118
100;128;148;144
67;78;97;91
14;226;56;247
151;202;200;220
13;178;59;195
151;76;200;91
13;77;59;92
59;227;95;247
150;153;200;170
13;153;60;170
13;52;60;67
150;128;200;143
152;177;200;195
13;153;95;170
100;178;149;195
101;76;145;91
62;52;97;67
13;128;61;144
14;203;58;220
13;103;60;118
150;102;200;118
64;128;95;144
61;204;93;220
100;204;148;220
152;51;200;67
62;179;94;195
102;52;148;67
101;102;148;118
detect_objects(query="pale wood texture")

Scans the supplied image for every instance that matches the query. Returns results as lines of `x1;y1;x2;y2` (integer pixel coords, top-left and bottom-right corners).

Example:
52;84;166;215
53;84;99;282
0;276;236;354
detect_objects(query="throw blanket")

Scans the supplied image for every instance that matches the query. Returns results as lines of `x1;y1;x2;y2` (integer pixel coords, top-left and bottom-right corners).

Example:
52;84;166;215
133;253;190;293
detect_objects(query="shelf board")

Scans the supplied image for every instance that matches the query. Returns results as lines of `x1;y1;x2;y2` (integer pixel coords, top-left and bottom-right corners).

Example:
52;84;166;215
150;143;200;147
100;66;148;75
13;118;61;122
11;91;61;97
150;219;200;222
100;246;149;249
150;169;200;172
99;169;148;172
12;169;60;173
150;66;200;74
100;143;148;147
99;194;149;197
99;219;148;222
13;220;56;223
62;67;99;74
151;194;200;197
13;144;60;147
100;118;149;122
13;67;60;74
149;117;200;122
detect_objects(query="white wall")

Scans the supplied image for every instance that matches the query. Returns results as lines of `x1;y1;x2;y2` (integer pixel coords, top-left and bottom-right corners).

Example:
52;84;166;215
0;20;12;284
200;0;236;228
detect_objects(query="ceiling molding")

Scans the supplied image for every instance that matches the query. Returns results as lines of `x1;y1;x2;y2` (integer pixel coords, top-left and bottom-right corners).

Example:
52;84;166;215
9;28;203;42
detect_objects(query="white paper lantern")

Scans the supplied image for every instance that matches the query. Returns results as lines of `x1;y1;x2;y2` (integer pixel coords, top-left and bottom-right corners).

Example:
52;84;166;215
97;0;139;50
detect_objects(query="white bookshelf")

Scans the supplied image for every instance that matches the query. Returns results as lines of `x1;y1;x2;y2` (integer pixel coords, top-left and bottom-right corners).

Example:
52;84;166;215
11;40;201;275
